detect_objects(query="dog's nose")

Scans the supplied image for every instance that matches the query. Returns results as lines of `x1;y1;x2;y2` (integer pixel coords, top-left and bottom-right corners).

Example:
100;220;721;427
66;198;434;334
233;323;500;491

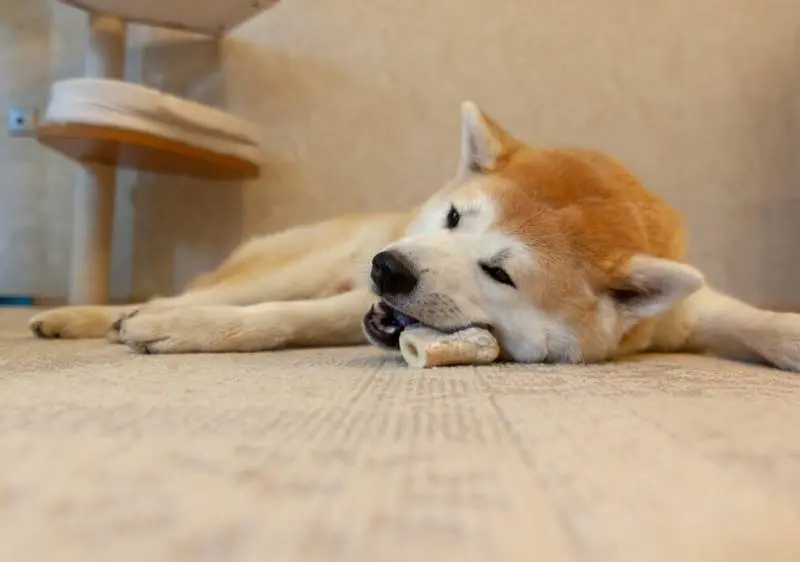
371;250;418;296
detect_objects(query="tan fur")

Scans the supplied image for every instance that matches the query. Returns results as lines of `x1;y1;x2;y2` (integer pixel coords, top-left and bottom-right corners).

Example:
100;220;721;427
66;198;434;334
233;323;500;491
28;101;800;371
482;145;688;361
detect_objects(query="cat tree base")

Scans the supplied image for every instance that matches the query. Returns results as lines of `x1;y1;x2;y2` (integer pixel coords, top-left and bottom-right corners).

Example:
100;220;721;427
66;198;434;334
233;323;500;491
38;3;270;304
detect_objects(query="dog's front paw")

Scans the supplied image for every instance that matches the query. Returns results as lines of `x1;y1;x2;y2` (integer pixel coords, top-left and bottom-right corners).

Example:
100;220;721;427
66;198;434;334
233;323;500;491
118;307;248;354
29;307;118;339
107;300;187;344
106;306;147;343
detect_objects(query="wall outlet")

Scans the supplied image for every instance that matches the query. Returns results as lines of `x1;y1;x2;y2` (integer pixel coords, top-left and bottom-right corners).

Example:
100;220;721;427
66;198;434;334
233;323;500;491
6;107;39;137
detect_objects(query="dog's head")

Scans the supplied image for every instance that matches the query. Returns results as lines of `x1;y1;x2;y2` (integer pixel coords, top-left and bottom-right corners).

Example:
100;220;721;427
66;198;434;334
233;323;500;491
363;102;704;363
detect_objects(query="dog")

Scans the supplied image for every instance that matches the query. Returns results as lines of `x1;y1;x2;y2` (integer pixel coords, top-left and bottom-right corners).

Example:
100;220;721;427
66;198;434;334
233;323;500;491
28;101;800;371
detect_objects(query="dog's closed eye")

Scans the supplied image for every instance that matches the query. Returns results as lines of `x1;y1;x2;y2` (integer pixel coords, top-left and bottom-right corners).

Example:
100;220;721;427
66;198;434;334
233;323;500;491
480;263;516;288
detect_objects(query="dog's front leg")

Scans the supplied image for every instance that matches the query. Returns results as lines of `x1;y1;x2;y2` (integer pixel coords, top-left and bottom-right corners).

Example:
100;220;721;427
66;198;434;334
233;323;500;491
118;290;377;354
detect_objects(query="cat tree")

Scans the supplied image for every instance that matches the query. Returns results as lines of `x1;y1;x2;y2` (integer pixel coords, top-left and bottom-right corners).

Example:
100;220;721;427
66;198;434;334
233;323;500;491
37;0;280;304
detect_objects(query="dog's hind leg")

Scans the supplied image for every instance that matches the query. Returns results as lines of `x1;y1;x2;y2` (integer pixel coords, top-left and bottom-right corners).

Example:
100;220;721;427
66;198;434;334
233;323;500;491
28;252;344;342
28;237;310;341
652;286;800;372
28;251;337;341
29;213;394;341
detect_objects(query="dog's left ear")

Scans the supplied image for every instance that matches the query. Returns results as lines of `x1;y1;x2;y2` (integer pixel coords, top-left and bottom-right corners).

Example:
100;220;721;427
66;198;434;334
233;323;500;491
611;255;705;320
460;101;518;173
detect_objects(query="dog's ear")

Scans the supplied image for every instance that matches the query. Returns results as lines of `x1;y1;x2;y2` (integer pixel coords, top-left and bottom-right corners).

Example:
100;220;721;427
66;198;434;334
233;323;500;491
611;255;704;320
460;101;517;173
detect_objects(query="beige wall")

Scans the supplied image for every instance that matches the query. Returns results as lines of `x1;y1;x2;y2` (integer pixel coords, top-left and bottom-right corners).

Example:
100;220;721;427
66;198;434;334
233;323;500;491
1;0;798;306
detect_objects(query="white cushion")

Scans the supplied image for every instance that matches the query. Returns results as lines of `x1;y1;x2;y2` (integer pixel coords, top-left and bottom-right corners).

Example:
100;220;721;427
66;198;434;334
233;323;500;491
45;78;262;164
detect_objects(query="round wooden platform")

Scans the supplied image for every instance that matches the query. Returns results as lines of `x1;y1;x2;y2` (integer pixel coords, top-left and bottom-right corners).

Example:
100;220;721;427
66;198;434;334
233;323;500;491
58;0;281;35
37;122;261;180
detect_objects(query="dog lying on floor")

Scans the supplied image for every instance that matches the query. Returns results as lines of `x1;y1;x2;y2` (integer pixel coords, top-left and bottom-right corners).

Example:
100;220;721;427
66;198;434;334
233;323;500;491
28;102;800;371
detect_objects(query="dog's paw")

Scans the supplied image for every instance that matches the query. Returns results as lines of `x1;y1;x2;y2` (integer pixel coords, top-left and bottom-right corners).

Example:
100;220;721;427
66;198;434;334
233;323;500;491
29;307;118;339
105;307;142;343
753;312;800;373
118;306;249;354
105;323;124;343
106;301;186;344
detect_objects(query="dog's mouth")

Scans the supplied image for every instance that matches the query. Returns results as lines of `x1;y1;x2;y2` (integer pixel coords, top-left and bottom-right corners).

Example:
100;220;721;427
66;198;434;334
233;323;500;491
363;301;491;350
362;301;421;349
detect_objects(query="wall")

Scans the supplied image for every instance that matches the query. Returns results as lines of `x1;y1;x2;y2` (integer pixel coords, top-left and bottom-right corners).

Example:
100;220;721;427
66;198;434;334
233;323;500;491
0;0;798;306
0;1;51;296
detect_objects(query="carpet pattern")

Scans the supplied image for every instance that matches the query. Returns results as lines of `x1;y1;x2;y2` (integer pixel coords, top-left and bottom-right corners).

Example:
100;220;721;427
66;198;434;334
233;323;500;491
1;308;799;562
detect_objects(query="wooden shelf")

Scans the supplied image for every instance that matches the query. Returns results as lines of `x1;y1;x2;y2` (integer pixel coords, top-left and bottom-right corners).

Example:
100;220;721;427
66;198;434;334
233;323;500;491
37;122;261;180
58;0;281;35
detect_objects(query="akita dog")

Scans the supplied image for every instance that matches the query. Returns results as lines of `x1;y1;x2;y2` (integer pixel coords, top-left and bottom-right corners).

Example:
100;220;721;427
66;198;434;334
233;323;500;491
28;102;800;371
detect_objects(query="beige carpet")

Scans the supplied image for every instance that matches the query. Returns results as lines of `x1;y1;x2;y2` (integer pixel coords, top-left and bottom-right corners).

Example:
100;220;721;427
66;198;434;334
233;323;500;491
1;308;799;562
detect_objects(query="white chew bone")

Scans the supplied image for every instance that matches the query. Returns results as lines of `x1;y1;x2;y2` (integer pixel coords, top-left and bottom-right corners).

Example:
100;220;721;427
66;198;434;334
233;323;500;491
399;326;500;368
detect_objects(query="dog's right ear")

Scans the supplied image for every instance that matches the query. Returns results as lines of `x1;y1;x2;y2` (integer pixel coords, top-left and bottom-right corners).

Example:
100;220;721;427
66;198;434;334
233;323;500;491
611;254;705;322
459;101;517;174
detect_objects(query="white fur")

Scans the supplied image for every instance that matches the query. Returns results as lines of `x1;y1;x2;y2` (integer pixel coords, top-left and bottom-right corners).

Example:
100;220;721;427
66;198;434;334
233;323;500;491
381;194;572;364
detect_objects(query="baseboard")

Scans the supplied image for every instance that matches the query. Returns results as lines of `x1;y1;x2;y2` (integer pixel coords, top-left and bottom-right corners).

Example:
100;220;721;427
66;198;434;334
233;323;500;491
32;297;67;307
31;295;147;307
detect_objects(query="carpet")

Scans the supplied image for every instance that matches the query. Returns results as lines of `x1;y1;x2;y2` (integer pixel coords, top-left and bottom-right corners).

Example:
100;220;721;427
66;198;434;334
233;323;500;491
1;308;799;562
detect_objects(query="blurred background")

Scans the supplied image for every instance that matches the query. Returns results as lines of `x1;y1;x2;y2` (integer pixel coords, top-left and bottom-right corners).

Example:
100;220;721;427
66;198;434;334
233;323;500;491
1;0;798;306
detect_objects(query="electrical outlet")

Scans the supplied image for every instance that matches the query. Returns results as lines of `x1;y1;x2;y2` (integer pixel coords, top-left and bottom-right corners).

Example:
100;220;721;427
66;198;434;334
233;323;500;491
6;107;39;137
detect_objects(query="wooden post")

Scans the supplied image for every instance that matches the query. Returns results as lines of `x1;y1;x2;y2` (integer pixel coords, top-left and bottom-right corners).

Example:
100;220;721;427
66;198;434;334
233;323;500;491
69;13;126;304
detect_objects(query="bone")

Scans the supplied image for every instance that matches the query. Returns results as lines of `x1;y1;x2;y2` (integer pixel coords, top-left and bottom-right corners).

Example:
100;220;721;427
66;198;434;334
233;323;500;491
399;325;500;368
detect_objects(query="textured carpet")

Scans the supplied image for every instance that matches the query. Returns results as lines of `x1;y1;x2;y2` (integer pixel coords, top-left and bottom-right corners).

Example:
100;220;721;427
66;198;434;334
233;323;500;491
1;308;799;562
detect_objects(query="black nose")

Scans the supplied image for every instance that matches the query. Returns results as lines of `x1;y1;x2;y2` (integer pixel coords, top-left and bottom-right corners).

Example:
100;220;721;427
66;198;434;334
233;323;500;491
371;250;418;296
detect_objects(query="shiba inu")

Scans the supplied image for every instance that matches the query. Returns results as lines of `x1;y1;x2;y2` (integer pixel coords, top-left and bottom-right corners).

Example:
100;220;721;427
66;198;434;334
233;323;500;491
28;102;800;371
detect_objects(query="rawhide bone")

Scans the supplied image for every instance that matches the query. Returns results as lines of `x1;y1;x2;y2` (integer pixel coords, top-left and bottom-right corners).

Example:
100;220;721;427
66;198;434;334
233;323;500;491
399;325;500;368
